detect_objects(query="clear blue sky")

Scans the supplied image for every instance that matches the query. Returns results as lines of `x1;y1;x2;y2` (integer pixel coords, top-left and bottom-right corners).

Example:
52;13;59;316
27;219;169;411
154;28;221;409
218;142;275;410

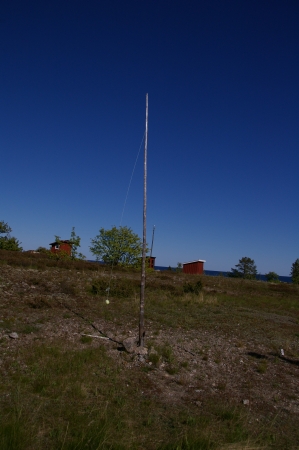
1;0;298;276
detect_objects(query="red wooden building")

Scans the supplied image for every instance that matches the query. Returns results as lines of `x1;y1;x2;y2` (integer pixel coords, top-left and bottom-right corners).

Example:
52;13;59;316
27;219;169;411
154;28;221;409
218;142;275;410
183;259;206;275
141;256;156;269
49;240;72;256
148;256;156;269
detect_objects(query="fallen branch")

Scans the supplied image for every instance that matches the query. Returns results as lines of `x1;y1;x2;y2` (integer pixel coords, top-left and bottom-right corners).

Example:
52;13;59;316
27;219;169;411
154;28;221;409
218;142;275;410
81;333;110;340
176;345;196;357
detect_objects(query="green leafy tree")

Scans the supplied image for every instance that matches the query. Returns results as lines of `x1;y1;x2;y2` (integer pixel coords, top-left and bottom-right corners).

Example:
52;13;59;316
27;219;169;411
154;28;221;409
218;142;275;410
265;271;280;283
90;226;143;267
290;259;299;284
70;227;85;260
228;257;257;279
0;220;22;251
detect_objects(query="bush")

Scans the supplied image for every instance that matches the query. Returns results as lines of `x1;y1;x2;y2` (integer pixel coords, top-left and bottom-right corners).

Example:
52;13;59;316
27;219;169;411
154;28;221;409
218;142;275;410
183;280;203;295
90;278;138;298
36;247;50;253
265;271;280;283
0;236;22;251
0;249;102;272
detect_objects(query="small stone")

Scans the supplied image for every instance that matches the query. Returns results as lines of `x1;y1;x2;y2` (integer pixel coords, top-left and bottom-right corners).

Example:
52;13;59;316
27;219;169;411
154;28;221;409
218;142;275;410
135;346;148;356
123;336;138;353
280;349;284;356
243;399;250;405
9;332;19;339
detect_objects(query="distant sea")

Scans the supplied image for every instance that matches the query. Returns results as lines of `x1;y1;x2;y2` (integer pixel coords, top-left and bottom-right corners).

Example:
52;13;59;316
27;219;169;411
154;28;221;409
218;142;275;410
155;267;292;283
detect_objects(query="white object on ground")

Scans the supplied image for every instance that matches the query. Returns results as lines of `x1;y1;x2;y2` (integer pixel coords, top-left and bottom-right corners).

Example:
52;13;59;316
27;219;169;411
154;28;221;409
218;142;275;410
9;332;19;339
81;333;109;340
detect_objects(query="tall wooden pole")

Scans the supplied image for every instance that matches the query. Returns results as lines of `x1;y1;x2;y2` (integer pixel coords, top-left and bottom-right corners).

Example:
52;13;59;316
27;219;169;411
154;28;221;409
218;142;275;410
139;93;148;347
150;225;155;258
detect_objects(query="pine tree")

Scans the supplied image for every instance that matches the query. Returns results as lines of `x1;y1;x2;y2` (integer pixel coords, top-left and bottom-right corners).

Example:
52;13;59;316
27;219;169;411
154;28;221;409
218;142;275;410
290;259;299;284
228;257;257;279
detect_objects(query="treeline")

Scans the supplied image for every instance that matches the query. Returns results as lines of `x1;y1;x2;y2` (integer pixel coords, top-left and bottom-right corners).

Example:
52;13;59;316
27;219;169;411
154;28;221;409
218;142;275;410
227;256;299;284
1;220;299;283
0;221;144;268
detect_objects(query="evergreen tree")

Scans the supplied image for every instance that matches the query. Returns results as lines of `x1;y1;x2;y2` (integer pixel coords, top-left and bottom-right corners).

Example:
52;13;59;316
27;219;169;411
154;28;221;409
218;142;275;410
290;259;299;284
228;257;257;279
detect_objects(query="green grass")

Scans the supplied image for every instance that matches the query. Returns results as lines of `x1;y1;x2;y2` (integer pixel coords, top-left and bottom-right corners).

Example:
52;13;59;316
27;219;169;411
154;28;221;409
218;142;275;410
0;342;254;449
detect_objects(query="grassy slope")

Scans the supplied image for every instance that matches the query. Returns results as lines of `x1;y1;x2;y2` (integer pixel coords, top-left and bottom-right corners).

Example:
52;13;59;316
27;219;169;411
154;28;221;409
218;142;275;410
0;250;299;449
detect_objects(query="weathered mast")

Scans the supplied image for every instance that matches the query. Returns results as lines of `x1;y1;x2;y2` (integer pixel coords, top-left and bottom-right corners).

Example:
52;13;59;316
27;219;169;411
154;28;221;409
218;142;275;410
139;93;148;347
150;225;155;258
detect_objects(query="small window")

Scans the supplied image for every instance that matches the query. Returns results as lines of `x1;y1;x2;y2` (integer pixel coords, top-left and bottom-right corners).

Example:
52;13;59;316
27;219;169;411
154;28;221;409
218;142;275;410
55;244;60;250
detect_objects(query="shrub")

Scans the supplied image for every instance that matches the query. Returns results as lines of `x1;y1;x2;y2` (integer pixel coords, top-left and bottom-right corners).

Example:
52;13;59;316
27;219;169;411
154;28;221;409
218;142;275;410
90;278;137;298
265;271;280;283
0;236;22;251
183;280;203;295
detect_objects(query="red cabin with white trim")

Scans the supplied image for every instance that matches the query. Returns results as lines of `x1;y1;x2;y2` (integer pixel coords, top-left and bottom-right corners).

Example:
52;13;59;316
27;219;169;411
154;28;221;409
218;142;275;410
49;240;72;256
183;259;206;275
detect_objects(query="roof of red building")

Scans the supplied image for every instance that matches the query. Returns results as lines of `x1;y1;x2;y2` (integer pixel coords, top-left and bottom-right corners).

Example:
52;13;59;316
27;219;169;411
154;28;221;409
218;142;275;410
49;240;72;246
183;259;206;265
